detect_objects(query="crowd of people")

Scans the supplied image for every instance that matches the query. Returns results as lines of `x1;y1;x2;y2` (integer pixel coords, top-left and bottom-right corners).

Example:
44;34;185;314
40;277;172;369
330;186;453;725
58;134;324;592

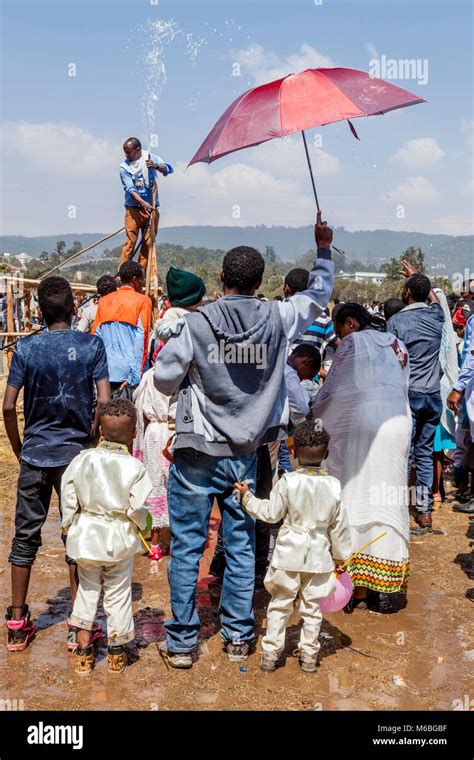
2;207;473;678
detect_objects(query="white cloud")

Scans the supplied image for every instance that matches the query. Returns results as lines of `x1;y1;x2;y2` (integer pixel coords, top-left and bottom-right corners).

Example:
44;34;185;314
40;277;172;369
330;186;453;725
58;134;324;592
2;120;467;236
0;120;326;232
0;121;118;175
247;135;340;177
384;175;440;203
161;160;315;226
164;137;340;227
233;43;336;86
393;138;445;168
309;148;341;177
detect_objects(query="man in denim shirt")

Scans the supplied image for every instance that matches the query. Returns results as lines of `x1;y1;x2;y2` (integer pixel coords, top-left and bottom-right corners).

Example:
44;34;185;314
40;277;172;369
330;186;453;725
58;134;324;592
388;260;444;531
119;137;173;270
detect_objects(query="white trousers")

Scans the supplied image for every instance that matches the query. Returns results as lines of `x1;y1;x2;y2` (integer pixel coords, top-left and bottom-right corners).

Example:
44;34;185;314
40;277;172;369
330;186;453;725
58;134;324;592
70;557;135;646
263;566;329;656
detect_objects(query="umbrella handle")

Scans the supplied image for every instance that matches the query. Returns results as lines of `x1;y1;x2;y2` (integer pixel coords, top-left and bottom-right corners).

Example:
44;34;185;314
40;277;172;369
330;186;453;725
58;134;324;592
301;130;320;211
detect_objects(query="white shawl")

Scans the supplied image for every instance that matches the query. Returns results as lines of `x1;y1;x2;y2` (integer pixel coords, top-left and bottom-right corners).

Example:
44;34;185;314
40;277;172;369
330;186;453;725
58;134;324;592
121;150;151;188
435;288;459;436
311;329;412;540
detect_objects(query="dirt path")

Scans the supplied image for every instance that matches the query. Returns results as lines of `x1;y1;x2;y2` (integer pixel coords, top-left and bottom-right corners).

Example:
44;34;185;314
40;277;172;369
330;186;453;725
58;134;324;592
0;380;472;711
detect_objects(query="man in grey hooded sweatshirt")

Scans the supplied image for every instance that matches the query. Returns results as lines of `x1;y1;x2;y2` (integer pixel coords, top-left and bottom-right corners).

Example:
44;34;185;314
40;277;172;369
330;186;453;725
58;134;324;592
154;211;334;668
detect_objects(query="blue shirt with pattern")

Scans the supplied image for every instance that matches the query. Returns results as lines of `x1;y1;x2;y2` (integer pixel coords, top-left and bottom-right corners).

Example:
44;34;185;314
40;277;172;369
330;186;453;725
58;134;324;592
120;152;173;208
7;330;109;467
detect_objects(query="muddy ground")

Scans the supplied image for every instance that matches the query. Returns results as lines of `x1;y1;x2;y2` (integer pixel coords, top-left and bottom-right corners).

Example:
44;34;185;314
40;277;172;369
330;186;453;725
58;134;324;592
0;378;472;711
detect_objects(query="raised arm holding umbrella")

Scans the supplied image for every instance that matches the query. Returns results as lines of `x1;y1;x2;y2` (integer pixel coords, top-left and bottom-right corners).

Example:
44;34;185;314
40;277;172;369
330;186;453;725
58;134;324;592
188;66;426;250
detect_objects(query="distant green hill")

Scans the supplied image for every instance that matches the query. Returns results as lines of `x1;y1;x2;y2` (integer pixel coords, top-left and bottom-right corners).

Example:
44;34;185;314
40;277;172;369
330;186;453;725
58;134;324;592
1;226;472;275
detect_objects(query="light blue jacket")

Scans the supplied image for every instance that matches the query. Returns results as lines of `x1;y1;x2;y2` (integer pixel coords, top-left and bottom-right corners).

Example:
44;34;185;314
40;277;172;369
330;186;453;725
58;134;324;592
120;152;173;207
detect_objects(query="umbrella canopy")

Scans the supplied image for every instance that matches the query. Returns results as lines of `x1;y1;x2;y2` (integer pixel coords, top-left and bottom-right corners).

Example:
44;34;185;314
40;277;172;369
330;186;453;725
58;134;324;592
189;67;425;166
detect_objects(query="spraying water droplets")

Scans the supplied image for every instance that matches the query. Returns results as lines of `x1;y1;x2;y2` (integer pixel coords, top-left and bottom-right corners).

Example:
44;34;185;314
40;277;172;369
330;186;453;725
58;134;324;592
185;32;206;64
136;17;255;145
140;19;178;144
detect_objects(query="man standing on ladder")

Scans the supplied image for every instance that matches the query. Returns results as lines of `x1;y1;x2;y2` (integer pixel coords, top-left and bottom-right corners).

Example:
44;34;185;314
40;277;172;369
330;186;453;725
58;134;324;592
119;137;173;271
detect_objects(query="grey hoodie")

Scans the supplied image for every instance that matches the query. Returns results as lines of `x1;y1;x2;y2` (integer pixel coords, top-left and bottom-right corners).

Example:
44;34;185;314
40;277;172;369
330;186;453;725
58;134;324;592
154;251;334;456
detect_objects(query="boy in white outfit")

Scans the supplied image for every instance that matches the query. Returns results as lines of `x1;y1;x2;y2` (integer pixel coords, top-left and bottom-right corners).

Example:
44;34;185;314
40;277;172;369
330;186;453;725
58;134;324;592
61;399;152;675
234;421;352;673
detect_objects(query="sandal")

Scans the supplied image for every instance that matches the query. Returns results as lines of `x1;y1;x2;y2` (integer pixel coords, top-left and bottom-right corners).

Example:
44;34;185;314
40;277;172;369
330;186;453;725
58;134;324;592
345;596;368;612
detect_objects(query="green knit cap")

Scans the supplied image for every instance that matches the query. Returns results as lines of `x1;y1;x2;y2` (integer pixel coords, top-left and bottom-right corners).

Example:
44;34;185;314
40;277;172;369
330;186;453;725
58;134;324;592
166;266;206;308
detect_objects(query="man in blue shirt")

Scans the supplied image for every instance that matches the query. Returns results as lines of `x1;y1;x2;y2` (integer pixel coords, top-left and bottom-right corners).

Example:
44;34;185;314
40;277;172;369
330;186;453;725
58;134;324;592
3;276;110;652
388;260;444;531
119;137;173;271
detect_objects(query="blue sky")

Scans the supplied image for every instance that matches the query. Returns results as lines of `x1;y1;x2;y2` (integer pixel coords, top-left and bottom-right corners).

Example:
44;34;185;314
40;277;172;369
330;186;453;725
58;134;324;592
0;0;472;236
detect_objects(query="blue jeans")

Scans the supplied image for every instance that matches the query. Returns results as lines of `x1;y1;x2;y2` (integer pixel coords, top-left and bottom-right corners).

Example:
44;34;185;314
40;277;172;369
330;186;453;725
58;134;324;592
165;448;257;653
278;441;293;473
210;444;272;577
408;392;442;514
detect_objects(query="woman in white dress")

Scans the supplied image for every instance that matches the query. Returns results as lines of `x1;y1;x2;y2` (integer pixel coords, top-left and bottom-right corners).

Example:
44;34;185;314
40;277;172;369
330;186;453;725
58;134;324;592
311;303;412;610
133;368;171;560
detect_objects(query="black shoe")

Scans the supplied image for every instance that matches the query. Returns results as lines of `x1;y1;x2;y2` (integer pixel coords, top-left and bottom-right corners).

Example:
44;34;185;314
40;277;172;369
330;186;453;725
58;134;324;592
453;500;474;514
415;512;433;529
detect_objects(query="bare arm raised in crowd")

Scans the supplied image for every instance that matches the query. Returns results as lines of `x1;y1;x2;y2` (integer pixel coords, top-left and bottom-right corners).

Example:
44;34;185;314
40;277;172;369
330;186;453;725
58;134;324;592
399;260;440;305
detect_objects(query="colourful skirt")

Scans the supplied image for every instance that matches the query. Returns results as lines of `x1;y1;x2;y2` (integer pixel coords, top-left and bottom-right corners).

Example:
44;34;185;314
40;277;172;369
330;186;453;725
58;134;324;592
348;552;410;593
348;524;410;594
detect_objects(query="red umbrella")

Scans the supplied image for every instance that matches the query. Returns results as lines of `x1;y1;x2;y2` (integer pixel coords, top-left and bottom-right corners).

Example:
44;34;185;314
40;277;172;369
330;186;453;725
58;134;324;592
189;67;426;210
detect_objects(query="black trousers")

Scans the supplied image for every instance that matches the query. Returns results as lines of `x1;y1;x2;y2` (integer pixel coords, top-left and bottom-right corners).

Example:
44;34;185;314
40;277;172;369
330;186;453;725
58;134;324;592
9;460;75;567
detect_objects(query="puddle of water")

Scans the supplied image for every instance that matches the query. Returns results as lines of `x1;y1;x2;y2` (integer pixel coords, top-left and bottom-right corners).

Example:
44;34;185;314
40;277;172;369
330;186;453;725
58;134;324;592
134;608;165;647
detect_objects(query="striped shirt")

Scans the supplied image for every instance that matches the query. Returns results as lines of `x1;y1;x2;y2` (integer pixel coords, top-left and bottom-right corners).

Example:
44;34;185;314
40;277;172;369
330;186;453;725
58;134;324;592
294;313;337;351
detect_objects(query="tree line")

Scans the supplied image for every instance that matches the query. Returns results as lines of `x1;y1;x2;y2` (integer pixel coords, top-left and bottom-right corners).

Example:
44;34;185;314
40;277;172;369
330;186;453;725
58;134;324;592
5;240;452;305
